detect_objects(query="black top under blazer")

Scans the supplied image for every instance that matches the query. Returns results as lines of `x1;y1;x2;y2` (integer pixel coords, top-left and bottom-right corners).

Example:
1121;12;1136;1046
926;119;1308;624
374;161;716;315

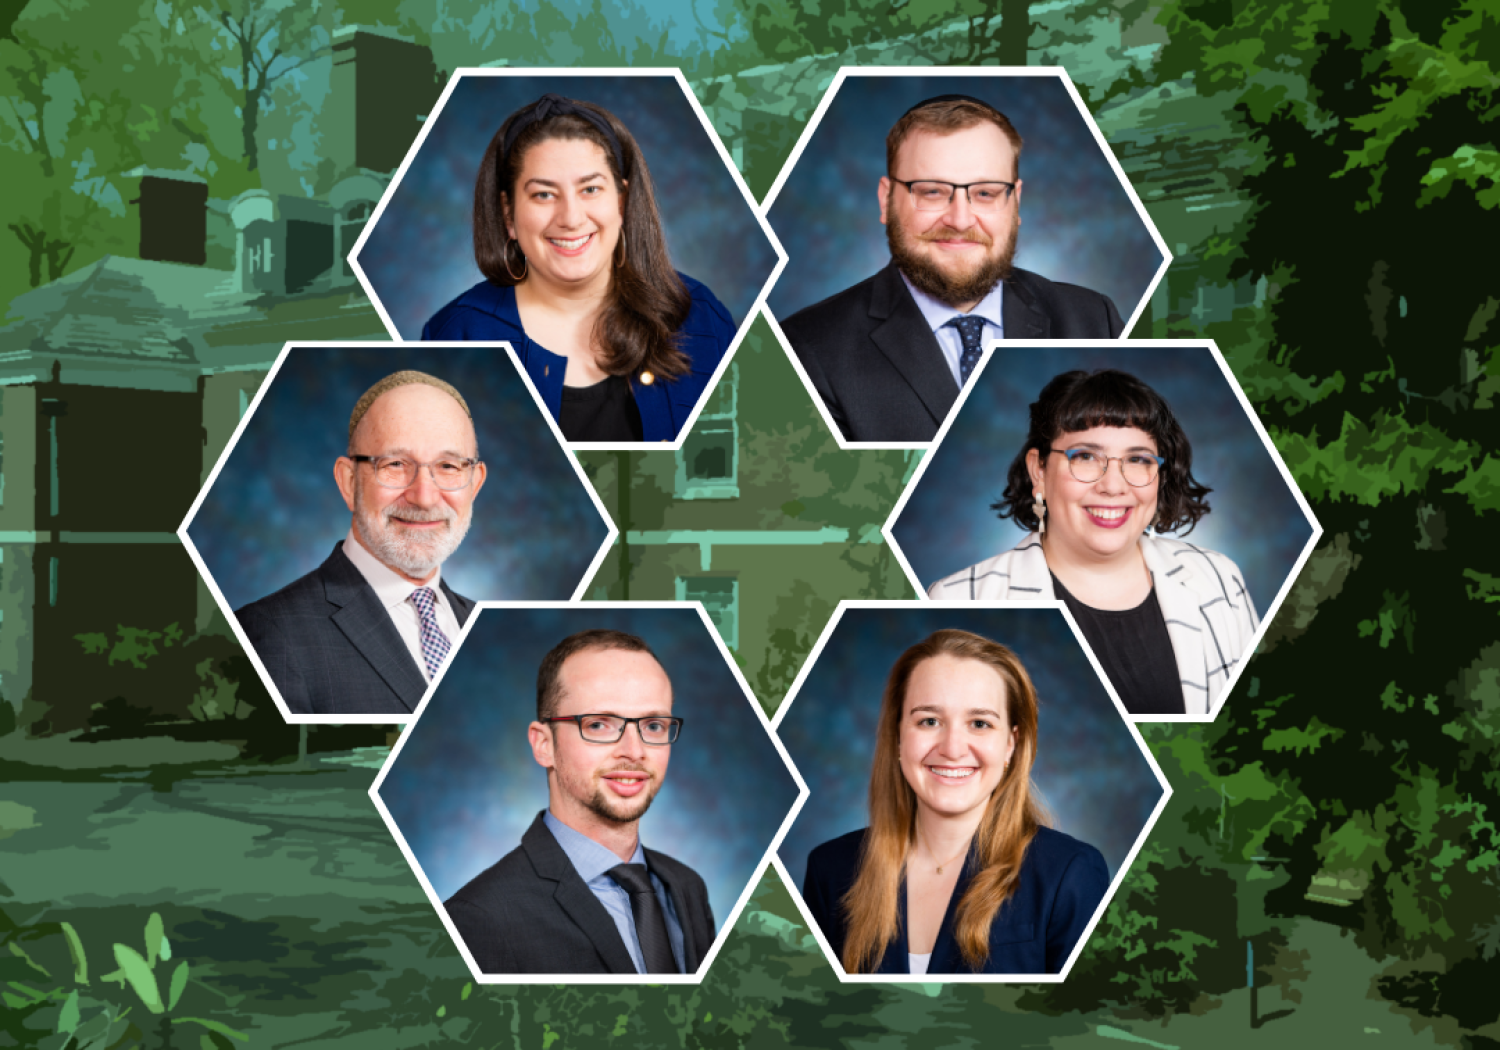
802;825;1110;976
779;263;1125;443
235;543;475;716
445;812;717;975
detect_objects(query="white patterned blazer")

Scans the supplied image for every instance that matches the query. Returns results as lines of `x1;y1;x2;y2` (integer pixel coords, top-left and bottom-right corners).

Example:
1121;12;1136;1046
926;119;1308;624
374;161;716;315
926;533;1259;716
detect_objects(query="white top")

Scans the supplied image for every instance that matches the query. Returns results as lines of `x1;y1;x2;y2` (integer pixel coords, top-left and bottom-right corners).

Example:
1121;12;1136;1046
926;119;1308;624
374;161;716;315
927;532;1260;716
908;951;933;976
899;271;1005;387
342;530;461;680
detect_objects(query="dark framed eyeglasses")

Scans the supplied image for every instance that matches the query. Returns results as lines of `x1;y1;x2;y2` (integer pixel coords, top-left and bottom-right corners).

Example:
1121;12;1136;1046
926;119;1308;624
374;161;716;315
1047;448;1164;487
892;179;1017;212
348;455;481;491
542;714;683;746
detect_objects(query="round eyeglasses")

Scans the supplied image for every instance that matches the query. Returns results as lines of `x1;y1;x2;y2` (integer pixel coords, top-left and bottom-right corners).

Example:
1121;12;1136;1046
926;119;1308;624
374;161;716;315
892;179;1017;212
1047;448;1164;487
348;455;481;491
542;714;683;746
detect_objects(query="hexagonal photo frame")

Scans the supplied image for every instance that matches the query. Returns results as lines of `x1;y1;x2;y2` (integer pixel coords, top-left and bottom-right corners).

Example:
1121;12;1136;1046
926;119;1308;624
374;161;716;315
370;601;806;983
772;600;1168;982
761;67;1170;448
887;339;1322;721
351;68;785;449
179;342;615;724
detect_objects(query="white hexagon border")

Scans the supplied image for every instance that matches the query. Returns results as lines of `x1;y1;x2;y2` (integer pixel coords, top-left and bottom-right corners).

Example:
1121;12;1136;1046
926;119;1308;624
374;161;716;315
176;340;618;726
768;598;1173;984
882;337;1326;724
347;66;788;453
758;65;1174;452
368;599;811;986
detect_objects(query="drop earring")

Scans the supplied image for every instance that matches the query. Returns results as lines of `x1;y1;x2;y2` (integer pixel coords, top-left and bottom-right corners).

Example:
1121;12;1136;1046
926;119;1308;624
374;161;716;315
1032;492;1047;535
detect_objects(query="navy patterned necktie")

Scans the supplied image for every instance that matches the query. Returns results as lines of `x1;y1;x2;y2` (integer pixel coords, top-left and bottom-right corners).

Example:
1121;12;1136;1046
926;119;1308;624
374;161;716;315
408;587;451;680
945;315;988;385
608;863;678;974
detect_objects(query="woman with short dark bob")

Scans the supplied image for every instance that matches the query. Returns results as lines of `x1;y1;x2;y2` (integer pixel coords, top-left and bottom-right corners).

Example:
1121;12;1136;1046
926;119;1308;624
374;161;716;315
422;94;735;442
927;369;1259;717
803;629;1109;976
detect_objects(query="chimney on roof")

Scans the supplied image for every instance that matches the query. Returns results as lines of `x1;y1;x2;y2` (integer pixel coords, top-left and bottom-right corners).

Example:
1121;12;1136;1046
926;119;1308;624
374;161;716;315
327;27;442;176
128;169;208;266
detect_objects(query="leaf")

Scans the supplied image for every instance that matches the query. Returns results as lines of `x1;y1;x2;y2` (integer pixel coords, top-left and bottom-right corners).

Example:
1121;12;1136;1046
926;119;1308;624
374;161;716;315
57;989;80;1035
59;922;88;985
8;941;51;979
111;944;163;1015
173;1017;249;1042
168;961;190;1011
144;914;165;968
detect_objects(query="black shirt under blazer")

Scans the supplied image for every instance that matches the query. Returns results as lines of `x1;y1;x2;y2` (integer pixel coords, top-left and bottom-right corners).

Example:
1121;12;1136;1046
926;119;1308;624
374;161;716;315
802;826;1110;975
445;812;716;975
779;262;1125;443
235;543;475;716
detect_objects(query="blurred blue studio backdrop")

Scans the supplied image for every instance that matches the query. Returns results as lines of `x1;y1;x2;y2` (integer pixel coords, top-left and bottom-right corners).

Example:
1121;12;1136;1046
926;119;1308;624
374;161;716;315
359;74;777;338
892;346;1314;614
777;607;1161;892
382;606;799;929
190;346;608;611
766;75;1163;322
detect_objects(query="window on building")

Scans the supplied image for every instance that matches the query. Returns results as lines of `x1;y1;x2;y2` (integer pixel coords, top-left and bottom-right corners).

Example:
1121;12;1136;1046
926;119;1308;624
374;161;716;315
674;362;739;499
676;576;739;651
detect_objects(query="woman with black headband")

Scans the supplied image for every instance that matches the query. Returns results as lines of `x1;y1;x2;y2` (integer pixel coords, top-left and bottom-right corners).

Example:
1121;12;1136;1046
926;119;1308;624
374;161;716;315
422;95;735;443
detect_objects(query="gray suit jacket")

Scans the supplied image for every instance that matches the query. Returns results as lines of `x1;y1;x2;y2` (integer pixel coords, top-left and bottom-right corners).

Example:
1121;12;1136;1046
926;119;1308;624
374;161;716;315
235;543;475;716
780;262;1125;443
445;812;716;976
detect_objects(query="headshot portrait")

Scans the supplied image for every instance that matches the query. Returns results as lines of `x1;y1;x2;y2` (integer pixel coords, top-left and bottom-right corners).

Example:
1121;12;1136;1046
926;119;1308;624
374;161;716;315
187;345;610;717
377;606;799;979
767;72;1163;444
778;607;1161;978
358;73;778;444
896;346;1315;718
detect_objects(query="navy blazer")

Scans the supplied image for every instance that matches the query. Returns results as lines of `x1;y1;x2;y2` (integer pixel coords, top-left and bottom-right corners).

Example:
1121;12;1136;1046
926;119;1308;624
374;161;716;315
235;543;475;716
803;826;1110;976
421;273;735;442
446;812;716;975
780;262;1125;443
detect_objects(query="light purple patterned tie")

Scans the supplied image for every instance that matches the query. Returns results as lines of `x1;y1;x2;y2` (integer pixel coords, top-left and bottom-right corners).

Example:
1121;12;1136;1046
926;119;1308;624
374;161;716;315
408;587;452;680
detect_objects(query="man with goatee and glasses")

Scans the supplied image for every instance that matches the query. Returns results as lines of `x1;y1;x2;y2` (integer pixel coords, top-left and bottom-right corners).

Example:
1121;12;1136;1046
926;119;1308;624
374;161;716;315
445;630;715;975
780;95;1125;444
236;371;487;715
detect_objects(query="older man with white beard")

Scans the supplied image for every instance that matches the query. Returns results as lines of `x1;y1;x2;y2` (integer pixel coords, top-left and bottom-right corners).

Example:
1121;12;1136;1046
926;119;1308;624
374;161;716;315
236;371;488;715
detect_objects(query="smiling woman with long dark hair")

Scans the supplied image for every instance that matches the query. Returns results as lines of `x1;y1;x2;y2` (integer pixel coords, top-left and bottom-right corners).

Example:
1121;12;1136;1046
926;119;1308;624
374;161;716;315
802;629;1108;976
422;94;734;443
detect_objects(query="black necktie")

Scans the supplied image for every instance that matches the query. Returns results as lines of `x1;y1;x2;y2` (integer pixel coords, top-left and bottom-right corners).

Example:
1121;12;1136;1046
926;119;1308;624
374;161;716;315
607;863;678;974
945;314;987;385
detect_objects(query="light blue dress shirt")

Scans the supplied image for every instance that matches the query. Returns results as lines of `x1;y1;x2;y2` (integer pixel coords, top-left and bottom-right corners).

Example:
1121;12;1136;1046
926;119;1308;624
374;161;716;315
898;271;1006;388
543;810;686;973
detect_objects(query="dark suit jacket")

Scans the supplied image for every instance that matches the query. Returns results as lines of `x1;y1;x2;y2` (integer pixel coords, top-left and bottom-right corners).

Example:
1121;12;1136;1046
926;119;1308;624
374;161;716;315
780;263;1125;442
803;826;1110;975
445;812;717;975
235;543;475;716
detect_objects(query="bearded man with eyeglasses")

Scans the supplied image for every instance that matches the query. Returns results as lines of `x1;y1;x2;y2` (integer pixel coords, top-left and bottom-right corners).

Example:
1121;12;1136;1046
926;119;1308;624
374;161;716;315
445;629;715;976
780;95;1125;443
235;370;488;715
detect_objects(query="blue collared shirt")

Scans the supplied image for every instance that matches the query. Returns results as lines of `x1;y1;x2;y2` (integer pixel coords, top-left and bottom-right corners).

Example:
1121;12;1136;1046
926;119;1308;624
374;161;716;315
543;811;686;973
898;270;1006;387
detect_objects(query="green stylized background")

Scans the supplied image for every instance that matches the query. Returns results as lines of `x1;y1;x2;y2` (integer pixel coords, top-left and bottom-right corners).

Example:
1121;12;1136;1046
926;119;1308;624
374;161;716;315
2;1;1497;1047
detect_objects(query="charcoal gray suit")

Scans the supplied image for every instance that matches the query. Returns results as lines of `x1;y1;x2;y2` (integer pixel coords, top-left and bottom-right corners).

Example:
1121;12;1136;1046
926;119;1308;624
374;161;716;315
779;262;1125;443
235;543;474;716
445;812;716;975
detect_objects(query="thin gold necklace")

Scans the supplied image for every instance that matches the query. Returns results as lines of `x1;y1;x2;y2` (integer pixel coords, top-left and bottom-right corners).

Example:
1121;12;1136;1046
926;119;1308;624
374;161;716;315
914;828;972;876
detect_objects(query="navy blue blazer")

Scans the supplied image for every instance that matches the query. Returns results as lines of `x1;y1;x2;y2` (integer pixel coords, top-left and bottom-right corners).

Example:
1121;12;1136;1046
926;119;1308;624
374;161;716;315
421;273;735;442
802;826;1110;975
236;543;475;716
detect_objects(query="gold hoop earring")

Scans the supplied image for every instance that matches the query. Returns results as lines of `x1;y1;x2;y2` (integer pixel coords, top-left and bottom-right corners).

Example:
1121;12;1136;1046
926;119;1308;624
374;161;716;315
616;229;627;269
504;238;528;281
